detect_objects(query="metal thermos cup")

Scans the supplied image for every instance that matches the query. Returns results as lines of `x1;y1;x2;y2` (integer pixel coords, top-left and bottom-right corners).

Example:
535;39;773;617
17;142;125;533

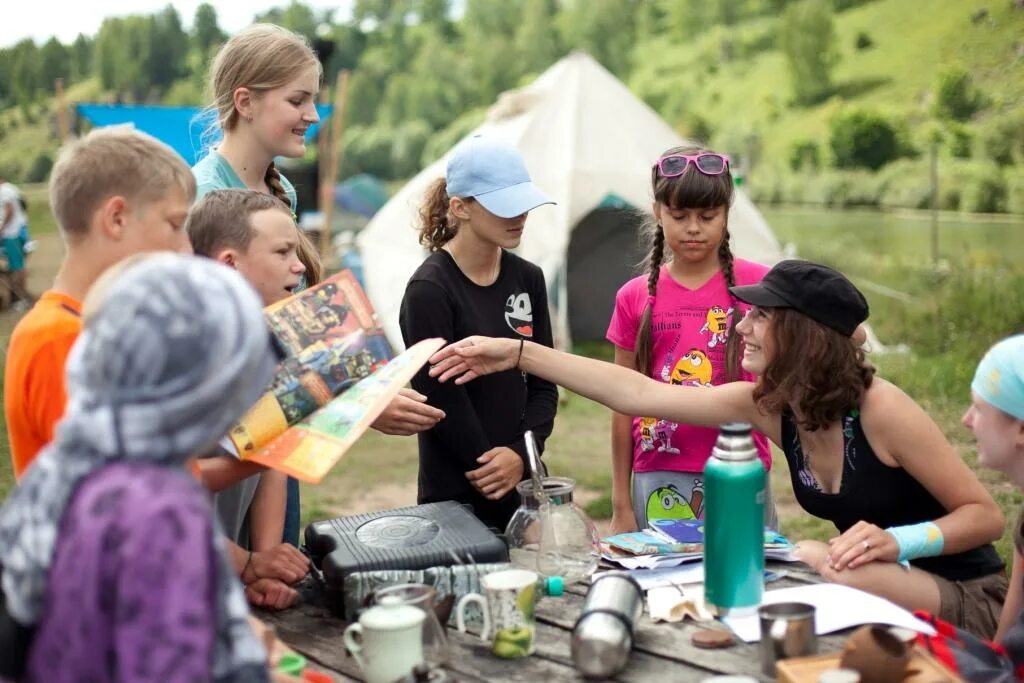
758;602;817;677
571;572;643;679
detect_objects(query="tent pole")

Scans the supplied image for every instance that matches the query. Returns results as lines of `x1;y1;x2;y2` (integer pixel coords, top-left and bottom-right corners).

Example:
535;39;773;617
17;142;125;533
319;69;350;267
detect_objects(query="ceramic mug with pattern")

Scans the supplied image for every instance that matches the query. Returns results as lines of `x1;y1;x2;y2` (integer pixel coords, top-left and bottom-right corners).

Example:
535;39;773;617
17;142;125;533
455;568;539;658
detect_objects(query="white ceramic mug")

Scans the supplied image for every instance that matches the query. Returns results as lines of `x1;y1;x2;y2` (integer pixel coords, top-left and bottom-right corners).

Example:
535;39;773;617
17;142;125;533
455;568;539;658
343;596;425;683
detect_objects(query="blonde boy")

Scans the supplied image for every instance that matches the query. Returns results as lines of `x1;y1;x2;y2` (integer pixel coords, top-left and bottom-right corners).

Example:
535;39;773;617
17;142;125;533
5;127;193;479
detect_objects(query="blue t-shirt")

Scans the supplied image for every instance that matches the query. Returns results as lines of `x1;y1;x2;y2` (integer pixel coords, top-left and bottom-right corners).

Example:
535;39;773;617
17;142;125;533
191;150;298;210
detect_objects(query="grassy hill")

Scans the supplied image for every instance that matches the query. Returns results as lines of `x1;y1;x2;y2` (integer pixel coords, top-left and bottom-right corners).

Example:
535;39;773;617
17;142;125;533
633;0;1024;165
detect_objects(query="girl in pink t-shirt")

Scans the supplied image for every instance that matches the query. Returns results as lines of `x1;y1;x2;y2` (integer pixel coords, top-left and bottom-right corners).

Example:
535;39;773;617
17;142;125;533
605;145;774;533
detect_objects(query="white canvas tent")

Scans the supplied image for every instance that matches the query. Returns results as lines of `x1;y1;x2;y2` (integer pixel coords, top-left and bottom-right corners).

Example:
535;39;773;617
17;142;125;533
358;51;782;349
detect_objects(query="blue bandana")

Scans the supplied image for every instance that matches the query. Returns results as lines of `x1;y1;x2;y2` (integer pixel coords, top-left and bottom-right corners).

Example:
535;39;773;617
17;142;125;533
972;335;1024;421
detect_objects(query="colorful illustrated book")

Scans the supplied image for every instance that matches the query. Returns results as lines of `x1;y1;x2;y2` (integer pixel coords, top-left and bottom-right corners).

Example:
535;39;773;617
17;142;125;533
223;270;441;483
647;519;794;550
228;270;394;455
240;337;444;483
604;531;702;556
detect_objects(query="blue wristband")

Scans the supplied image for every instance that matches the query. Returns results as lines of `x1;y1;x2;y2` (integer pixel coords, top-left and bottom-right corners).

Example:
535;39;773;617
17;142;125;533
885;522;944;562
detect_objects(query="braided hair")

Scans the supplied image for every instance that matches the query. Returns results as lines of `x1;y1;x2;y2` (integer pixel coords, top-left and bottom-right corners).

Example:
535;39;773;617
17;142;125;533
635;145;739;379
265;162;323;286
634;225;665;377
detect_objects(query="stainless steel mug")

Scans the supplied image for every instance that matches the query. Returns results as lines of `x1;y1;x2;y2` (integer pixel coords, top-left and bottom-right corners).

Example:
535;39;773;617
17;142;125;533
758;601;817;676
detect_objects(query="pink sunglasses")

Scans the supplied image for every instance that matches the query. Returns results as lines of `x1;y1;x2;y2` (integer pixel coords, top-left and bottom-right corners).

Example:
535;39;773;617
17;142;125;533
654;153;731;178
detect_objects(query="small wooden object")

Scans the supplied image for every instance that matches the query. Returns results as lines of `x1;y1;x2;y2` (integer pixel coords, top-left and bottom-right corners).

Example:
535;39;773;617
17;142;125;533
776;648;961;683
691;628;736;649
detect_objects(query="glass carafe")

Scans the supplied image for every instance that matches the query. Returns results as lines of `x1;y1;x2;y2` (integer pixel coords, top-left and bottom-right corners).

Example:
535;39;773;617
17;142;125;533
505;476;600;584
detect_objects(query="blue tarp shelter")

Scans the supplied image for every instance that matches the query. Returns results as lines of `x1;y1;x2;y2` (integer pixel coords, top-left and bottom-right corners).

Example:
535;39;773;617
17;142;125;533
75;104;333;165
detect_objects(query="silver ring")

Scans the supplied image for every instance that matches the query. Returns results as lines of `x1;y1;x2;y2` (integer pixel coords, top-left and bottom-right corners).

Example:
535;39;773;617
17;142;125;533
863;540;871;550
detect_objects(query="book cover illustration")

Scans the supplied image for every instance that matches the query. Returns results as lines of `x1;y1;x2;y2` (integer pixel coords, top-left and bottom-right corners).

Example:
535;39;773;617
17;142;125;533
228;270;394;455
604;531;702;556
242;337;445;484
265;269;390;358
648;518;794;549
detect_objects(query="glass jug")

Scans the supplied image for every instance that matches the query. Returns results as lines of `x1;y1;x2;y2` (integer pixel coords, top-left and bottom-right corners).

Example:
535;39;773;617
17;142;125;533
505;476;600;584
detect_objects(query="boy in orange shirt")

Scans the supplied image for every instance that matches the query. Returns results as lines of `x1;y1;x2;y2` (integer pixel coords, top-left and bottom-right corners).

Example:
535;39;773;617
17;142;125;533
5;127;194;478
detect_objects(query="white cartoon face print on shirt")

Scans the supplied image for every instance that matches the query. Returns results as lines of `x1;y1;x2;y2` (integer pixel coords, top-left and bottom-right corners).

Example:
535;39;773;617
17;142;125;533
505;292;533;337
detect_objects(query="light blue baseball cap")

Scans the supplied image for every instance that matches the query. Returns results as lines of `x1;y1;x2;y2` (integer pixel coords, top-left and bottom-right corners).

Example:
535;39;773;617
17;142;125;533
445;135;555;218
972;334;1024;420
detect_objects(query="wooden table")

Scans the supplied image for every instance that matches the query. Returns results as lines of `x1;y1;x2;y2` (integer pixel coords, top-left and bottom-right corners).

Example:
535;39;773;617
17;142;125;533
261;565;846;682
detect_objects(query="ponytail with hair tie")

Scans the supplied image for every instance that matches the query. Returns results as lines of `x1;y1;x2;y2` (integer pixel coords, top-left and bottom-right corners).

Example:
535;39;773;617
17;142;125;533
418;177;459;252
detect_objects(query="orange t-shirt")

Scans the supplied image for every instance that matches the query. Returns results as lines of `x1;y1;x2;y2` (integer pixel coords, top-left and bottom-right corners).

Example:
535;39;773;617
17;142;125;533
4;290;83;479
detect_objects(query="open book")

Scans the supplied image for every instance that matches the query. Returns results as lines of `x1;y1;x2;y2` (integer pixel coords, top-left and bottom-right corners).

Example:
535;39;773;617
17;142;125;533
225;270;442;483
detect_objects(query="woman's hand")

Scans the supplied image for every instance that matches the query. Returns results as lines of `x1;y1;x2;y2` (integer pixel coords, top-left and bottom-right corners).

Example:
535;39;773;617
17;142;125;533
826;521;900;571
466;446;524;500
428;336;518;384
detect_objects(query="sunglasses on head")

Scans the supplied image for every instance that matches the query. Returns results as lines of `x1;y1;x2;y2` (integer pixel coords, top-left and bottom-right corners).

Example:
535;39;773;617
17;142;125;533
655;153;730;178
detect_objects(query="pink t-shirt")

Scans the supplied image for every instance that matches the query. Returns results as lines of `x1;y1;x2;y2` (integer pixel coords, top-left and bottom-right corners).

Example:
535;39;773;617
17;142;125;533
606;258;772;473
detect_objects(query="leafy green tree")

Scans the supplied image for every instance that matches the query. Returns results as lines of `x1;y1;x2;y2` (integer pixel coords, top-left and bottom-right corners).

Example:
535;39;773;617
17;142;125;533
463;0;526;103
830;109;903;170
780;0;837;105
932;66;986;122
94;19;125;91
0;48;12;103
193;3;225;54
516;0;562;75
382;28;470;130
147;6;189;91
39;38;71;90
345;46;391;126
70;34;93;81
669;1;713;36
255;1;318;39
417;0;450;28
10;39;42;104
717;0;743;25
561;0;637;77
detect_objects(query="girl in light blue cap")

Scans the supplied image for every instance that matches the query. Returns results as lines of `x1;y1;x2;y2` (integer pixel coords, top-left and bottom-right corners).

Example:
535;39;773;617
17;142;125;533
964;334;1024;641
399;135;559;531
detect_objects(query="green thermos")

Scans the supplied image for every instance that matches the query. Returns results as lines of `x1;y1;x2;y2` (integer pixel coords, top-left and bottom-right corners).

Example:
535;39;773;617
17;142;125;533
703;422;765;615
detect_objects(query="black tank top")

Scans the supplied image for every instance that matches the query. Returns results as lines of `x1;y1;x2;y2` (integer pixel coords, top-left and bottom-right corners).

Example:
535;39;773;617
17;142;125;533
780;409;1003;582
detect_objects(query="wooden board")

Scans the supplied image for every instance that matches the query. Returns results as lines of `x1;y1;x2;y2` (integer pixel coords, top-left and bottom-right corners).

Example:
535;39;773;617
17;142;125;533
776;647;961;683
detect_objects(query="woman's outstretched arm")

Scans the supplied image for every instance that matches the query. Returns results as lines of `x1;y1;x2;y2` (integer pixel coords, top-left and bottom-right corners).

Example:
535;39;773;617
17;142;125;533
429;337;768;434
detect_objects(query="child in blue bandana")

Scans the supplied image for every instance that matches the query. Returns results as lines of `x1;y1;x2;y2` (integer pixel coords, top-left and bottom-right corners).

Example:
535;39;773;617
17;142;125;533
963;335;1024;641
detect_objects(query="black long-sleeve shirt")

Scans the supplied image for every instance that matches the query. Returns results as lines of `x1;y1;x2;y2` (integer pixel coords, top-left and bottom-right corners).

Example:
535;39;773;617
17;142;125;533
399;249;558;530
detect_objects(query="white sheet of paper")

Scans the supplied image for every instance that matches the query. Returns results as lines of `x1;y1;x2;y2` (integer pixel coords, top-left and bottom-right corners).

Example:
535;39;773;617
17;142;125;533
721;583;937;642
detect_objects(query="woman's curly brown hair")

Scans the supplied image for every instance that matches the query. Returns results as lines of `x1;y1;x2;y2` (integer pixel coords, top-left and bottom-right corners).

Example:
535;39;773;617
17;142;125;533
752;308;875;431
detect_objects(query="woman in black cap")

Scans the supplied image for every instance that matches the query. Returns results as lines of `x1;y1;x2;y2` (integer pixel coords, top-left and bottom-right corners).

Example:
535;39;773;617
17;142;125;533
427;259;1007;639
